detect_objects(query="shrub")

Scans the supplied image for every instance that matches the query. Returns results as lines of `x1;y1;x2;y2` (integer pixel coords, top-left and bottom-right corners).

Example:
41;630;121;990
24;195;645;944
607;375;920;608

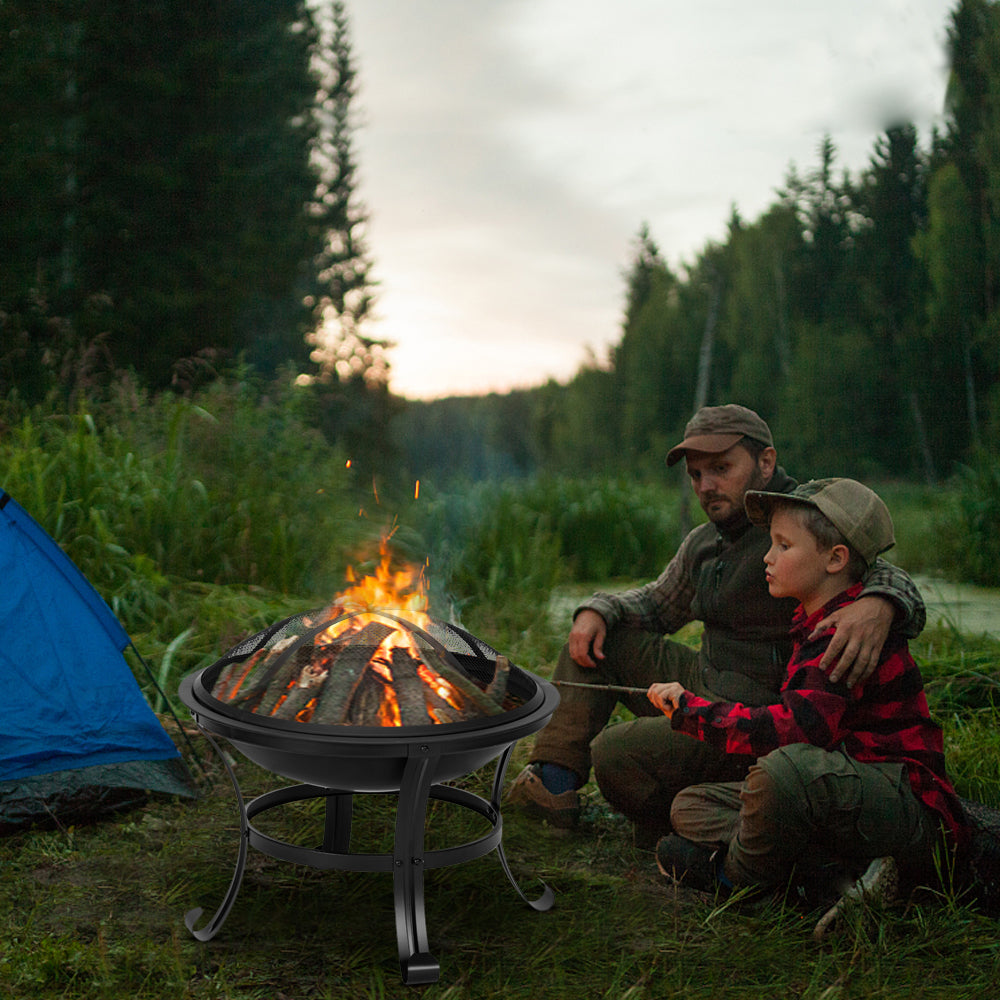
936;453;1000;586
0;373;367;634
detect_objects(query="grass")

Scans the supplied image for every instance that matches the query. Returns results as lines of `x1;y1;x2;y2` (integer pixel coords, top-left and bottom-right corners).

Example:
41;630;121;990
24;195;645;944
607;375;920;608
2;582;999;999
2;380;1000;996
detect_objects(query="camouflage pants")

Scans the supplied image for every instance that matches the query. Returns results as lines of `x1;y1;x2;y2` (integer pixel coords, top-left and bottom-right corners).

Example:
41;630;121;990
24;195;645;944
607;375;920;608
670;743;941;887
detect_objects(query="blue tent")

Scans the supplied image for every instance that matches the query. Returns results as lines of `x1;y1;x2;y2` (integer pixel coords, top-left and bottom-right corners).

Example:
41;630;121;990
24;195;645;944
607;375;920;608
0;490;194;828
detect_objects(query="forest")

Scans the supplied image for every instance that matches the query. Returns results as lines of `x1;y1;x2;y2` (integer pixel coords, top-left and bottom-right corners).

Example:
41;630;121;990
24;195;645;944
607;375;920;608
399;0;1000;487
4;4;1000;998
1;1;999;496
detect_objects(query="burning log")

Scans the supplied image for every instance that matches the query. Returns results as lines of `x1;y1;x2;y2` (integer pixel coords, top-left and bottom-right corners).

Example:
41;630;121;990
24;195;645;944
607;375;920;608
311;621;397;725
389;648;433;726
211;655;250;702
213;634;301;708
344;666;390;726
270;662;329;721
485;655;510;703
257;649;309;717
210;602;522;728
413;645;504;717
422;684;493;725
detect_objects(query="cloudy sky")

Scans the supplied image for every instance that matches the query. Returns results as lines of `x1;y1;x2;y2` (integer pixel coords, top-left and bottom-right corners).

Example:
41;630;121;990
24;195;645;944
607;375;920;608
342;0;956;399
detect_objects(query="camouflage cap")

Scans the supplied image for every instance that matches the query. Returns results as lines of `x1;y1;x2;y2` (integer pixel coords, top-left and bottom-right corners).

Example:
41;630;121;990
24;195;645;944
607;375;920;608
744;477;895;567
666;404;774;467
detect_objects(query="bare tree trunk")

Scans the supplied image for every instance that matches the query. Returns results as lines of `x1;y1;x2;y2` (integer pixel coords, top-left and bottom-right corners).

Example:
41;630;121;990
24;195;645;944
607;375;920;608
679;271;723;535
692;271;722;414
909;390;936;486
963;333;980;448
772;256;792;378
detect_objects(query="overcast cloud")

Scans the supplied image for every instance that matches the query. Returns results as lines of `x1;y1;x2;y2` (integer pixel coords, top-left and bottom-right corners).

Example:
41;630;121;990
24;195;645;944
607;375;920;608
343;0;954;399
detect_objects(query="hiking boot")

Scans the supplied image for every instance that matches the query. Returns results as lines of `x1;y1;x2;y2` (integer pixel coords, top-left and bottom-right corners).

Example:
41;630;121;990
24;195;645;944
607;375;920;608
505;764;581;828
812;856;899;941
655;834;724;894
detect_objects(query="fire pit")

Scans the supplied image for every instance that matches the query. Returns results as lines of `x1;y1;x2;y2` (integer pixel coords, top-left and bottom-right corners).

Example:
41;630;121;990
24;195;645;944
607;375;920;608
179;604;559;985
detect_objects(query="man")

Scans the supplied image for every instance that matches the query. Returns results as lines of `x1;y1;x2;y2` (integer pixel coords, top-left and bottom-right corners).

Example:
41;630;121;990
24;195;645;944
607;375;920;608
507;405;926;845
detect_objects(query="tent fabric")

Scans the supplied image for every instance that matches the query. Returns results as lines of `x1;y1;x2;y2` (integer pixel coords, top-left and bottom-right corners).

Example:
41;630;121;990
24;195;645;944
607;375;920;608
0;490;195;825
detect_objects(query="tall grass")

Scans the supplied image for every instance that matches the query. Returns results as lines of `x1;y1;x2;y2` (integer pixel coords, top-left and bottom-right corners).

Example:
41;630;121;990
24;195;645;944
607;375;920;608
404;475;683;656
936;453;1000;586
2;372;996;722
0;375;366;620
2;376;1000;998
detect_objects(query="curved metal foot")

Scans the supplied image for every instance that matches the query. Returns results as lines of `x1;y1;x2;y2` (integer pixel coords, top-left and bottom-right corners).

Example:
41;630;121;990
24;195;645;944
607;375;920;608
491;743;556;912
495;842;556;911
184;727;250;941
401;951;440;986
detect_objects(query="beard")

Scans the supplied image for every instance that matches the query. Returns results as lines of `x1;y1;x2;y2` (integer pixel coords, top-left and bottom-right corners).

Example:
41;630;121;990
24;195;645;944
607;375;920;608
704;462;772;529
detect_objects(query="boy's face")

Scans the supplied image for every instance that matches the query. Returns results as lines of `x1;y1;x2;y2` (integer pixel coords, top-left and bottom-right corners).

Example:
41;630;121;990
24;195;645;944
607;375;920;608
763;507;836;613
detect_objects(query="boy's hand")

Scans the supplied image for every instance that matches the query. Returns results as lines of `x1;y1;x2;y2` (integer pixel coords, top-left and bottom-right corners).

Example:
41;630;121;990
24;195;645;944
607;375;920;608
811;595;895;688
648;681;687;717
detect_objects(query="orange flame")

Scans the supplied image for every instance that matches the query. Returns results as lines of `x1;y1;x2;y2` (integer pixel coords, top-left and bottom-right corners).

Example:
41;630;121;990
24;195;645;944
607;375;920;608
316;532;431;644
301;532;462;726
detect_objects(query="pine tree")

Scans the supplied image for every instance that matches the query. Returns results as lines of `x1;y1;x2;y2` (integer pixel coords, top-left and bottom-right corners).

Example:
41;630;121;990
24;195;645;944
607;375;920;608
305;0;384;386
2;0;330;393
300;1;400;482
855;124;934;477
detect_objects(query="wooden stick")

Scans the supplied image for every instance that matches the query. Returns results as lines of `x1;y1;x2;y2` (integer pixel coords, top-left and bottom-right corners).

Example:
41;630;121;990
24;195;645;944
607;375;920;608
552;680;649;695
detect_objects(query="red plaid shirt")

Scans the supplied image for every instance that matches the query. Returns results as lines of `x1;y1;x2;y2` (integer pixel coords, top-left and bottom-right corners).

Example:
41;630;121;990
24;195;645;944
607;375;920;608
671;583;968;847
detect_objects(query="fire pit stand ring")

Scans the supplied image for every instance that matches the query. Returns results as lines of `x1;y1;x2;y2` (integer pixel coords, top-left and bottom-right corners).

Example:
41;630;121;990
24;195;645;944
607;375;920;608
179;640;559;987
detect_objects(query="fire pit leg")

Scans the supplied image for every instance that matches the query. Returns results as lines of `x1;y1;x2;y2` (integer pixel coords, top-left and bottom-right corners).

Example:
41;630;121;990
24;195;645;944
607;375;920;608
393;747;440;985
184;728;251;942
491;744;556;912
322;793;352;852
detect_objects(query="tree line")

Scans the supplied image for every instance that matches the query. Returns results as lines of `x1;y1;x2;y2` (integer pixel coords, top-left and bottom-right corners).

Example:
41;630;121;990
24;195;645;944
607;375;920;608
3;1;999;492
398;0;1000;487
1;1;391;441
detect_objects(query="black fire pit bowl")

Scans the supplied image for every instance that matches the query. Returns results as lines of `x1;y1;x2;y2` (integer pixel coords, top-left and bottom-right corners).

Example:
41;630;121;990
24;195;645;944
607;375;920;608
178;612;559;986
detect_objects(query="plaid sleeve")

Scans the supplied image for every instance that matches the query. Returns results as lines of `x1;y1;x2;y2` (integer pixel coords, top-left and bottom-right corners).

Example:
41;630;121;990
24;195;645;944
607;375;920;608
574;526;704;635
860;559;927;639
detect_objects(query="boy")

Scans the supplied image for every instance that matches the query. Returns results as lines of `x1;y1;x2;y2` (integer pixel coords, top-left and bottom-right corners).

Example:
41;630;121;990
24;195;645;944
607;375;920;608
647;478;967;913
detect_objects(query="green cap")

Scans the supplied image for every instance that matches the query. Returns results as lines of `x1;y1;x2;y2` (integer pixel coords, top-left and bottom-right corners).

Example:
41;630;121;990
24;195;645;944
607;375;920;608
666;404;774;467
744;478;895;567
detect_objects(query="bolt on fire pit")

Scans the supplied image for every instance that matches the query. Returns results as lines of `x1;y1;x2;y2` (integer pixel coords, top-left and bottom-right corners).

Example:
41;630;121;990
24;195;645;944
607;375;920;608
179;606;559;985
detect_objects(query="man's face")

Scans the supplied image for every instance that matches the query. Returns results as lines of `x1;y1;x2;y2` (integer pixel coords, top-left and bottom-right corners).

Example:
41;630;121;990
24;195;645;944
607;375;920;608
684;444;774;526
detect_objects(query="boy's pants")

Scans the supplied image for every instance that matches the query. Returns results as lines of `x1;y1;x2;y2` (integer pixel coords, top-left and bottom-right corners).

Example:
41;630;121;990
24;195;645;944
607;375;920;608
670;743;941;887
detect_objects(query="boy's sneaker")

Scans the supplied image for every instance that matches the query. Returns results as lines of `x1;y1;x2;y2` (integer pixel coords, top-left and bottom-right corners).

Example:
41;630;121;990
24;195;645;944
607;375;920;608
505;764;581;828
812;856;899;941
655;834;724;894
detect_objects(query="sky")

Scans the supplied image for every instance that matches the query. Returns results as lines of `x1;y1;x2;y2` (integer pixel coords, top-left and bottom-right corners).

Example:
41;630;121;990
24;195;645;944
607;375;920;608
342;0;956;400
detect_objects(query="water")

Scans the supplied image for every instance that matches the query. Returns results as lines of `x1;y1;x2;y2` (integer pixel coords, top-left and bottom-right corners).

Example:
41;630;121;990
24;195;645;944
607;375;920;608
915;576;1000;639
549;577;1000;640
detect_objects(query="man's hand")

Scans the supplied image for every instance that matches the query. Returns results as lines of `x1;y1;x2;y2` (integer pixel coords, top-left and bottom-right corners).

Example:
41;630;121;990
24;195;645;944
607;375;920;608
568;609;608;668
811;595;896;688
648;681;686;717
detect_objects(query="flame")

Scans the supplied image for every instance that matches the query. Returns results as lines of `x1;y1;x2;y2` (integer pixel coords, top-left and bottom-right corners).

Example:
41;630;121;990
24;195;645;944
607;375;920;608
316;532;432;645
231;530;470;727
306;532;458;725
417;662;461;708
